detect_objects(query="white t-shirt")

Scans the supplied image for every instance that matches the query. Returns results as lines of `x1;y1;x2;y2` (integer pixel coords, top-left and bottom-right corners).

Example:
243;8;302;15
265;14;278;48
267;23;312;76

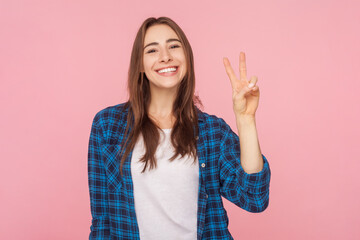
130;128;199;240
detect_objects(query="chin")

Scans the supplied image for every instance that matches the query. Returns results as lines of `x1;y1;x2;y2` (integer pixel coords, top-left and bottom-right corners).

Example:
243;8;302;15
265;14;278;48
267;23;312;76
151;81;181;90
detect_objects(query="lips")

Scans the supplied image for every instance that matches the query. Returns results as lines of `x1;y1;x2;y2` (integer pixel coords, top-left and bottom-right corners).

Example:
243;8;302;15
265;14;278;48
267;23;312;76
155;66;179;76
155;66;178;71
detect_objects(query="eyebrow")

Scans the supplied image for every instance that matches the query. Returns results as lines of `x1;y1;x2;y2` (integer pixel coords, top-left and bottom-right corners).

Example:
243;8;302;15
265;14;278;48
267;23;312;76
143;38;181;50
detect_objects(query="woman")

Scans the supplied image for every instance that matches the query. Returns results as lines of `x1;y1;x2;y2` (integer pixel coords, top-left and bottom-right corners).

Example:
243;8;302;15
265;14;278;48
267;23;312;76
88;16;271;240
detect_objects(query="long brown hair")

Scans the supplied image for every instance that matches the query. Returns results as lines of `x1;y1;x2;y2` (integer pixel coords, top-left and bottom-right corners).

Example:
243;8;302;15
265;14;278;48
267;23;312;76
118;16;203;177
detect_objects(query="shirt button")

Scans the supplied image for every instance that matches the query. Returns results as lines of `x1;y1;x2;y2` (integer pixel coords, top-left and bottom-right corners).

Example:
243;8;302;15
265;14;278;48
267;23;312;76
201;163;205;168
195;136;199;140
205;194;208;198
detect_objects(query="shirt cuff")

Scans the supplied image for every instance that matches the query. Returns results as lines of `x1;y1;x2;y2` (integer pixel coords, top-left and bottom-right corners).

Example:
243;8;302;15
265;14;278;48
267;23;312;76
237;154;271;194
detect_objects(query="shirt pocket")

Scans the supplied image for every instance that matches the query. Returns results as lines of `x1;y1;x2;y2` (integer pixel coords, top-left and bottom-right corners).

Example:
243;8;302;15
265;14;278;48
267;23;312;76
101;143;124;192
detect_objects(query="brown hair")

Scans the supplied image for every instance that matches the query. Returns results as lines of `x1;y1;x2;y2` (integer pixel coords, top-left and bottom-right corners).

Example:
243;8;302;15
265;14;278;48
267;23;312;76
118;16;203;177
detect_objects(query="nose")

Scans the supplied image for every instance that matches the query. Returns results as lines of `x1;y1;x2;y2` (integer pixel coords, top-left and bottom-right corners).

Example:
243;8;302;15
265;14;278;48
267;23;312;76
159;47;172;63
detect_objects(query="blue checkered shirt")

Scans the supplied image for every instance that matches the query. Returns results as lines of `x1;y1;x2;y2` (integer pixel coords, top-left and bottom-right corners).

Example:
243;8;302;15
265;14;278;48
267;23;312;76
88;102;271;239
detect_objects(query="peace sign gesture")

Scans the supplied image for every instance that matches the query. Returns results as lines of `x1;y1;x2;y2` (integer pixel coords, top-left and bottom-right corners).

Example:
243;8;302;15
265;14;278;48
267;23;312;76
223;52;260;118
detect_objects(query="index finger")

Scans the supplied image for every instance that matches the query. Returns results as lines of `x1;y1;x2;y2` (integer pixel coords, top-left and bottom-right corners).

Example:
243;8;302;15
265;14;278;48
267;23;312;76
223;57;238;90
239;52;247;80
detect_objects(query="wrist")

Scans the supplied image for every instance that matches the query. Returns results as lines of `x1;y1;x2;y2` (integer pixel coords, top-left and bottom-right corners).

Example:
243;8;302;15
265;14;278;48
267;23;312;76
236;114;256;130
235;114;256;123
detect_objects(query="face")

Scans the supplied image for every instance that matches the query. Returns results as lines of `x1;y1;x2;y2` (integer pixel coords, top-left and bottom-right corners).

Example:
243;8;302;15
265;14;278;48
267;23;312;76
142;24;187;91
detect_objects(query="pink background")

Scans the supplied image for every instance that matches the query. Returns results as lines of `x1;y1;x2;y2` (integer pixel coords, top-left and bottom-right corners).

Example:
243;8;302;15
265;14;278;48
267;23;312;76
1;0;359;239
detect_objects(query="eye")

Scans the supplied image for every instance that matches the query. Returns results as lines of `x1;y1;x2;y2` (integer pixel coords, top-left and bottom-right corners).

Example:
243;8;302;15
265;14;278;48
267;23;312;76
145;45;181;54
146;49;156;54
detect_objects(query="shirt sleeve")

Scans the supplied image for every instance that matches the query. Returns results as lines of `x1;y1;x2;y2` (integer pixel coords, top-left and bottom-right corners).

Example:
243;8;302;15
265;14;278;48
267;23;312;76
88;113;111;239
218;118;271;213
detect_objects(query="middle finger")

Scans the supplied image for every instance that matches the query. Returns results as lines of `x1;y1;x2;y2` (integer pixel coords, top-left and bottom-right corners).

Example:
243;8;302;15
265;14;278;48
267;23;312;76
239;52;247;80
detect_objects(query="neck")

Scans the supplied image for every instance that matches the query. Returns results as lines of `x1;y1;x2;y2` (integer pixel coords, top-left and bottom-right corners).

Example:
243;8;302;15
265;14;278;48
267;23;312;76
148;84;178;117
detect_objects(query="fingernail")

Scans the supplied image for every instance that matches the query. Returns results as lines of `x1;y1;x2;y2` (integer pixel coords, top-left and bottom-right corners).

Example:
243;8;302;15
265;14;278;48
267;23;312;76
248;83;254;88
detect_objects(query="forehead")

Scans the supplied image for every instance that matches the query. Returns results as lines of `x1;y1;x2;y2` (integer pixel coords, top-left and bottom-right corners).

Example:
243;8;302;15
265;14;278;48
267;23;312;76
144;24;179;44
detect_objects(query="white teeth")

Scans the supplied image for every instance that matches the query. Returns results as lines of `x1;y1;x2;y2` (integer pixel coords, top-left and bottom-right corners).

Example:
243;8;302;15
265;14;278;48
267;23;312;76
157;67;177;73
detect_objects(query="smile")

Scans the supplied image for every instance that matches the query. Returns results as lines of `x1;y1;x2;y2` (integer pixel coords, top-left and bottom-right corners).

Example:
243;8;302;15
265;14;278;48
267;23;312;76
156;67;179;76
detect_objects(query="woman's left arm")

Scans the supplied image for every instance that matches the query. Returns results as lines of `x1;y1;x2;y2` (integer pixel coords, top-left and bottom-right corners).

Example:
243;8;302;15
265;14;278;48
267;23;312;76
219;52;271;212
223;52;264;174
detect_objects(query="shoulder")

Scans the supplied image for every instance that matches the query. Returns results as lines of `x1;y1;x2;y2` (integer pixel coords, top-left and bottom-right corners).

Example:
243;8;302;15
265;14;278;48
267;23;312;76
91;102;130;141
196;108;233;140
92;101;129;125
197;108;231;131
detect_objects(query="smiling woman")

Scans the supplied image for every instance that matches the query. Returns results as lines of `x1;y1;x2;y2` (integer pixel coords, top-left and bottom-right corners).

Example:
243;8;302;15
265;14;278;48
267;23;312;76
122;18;202;175
88;16;271;240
